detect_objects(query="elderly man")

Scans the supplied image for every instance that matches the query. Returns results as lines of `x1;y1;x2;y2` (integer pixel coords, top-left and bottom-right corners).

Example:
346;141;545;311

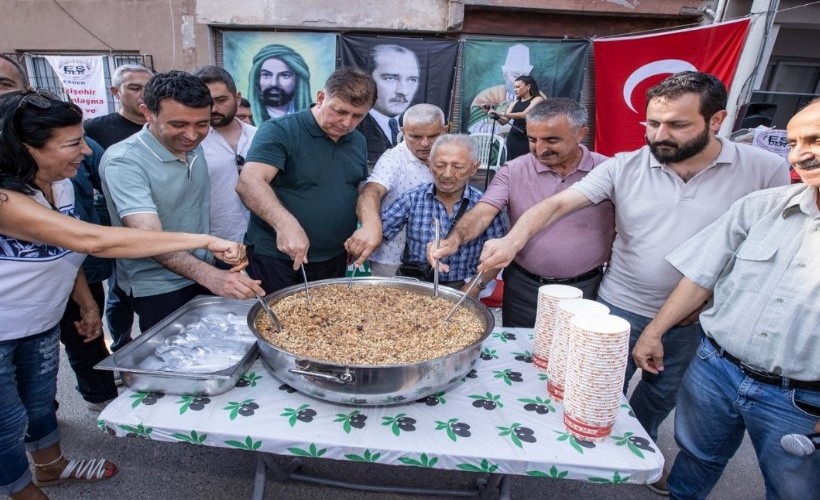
237;68;375;293
192;66;257;248
247;44;311;123
84;63;154;149
101;71;262;331
633;99;820;499
474;72;790;493
432;99;614;326
382;134;507;293
345;103;446;277
356;44;421;164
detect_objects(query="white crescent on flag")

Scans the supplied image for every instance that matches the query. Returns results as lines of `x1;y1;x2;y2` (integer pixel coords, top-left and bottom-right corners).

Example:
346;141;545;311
623;59;697;113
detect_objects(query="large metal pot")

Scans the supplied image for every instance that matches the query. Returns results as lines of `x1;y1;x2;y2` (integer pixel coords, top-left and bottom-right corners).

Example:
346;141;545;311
247;277;494;406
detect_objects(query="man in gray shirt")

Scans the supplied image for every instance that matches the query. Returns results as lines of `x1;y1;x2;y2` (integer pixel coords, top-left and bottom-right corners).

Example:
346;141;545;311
633;98;820;500
475;71;789;493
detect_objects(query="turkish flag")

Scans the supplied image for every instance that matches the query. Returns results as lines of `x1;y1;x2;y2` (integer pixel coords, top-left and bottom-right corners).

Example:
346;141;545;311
593;19;751;156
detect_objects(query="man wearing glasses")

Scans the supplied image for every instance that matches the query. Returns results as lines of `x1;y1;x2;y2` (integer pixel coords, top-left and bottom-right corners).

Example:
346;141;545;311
192;66;257;262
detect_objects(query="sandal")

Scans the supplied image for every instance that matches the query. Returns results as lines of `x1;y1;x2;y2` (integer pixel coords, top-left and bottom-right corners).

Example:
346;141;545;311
33;454;117;486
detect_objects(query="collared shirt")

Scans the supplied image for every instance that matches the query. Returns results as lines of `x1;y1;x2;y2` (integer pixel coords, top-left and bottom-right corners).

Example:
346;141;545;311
245;108;368;262
667;184;820;380
369;109;398;146
100;125;211;297
480;145;614;278
201;120;257;242
571;137;790;317
382;183;508;282
366;141;433;266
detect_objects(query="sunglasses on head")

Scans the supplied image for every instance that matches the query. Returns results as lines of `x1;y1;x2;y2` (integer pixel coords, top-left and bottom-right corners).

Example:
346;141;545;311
17;88;61;110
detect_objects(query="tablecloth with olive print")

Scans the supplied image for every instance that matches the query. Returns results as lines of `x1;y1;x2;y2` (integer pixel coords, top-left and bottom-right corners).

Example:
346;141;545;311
98;328;663;485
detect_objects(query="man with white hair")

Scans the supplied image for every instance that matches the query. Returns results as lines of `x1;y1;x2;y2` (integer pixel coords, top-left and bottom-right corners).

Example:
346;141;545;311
346;103;446;276
84;63;154;149
380;134;508;293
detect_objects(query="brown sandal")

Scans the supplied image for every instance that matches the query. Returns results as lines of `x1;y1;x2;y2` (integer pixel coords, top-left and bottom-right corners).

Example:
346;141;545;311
33;454;117;487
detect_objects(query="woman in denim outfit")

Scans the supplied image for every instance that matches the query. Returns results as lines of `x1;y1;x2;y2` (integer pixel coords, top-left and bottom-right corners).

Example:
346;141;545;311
0;89;247;500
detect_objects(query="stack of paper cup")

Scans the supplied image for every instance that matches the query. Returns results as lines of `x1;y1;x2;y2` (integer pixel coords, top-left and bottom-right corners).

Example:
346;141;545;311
546;299;610;402
563;314;631;442
531;284;582;372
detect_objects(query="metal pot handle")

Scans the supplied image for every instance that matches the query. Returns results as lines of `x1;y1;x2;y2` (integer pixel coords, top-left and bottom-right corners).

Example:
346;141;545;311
289;368;354;384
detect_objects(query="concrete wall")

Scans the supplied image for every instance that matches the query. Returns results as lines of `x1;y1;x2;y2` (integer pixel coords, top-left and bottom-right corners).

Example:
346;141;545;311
197;0;456;32
0;0;210;71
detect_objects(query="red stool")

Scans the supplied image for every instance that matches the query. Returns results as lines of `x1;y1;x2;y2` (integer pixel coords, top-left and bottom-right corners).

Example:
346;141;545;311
480;278;504;308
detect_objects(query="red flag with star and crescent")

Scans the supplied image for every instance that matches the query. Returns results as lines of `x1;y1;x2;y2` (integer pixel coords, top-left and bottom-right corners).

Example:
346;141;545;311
593;18;751;156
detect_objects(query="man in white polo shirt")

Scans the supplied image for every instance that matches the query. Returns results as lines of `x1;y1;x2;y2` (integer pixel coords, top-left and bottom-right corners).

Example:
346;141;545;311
474;71;789;494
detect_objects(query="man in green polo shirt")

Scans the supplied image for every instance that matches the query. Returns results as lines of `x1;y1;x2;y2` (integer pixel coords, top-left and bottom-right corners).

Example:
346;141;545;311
101;71;263;331
237;68;376;292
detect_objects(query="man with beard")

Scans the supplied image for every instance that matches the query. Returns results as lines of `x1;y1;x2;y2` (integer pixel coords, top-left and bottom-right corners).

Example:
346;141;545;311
356;44;420;164
193;66;257;251
429;98;614;326
633;98;820;499
247;44;311;123
471;71;789;495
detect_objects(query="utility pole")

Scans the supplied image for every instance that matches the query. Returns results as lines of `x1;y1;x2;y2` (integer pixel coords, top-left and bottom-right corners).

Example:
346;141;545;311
720;0;781;136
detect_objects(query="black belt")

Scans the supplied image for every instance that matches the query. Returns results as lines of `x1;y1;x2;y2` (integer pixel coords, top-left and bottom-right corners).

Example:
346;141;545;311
509;261;602;286
707;336;820;391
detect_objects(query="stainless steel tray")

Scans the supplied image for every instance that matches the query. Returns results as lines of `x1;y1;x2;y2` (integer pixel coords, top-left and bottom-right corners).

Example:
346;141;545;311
95;296;258;396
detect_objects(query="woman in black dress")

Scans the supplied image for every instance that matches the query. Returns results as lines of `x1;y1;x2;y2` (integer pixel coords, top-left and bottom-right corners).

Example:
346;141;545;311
491;75;545;160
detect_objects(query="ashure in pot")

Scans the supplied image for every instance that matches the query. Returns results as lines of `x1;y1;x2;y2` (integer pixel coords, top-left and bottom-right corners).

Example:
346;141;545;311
247;277;494;405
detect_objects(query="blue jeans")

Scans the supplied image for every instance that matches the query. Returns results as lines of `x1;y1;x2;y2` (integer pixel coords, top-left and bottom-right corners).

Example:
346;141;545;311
106;269;135;351
0;327;61;496
669;336;820;499
598;298;702;442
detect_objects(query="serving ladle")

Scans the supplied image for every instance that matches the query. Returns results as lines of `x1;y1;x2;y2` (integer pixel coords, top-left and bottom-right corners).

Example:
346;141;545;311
242;270;282;332
442;274;481;323
300;264;312;309
432;217;441;298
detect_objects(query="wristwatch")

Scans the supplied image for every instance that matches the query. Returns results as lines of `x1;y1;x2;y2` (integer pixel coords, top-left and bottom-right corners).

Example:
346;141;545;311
476;280;488;290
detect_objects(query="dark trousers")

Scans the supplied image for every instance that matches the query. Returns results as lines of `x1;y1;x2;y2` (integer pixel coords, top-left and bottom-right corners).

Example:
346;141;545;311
501;263;603;328
129;283;211;332
106;267;136;351
247;247;348;294
59;281;118;404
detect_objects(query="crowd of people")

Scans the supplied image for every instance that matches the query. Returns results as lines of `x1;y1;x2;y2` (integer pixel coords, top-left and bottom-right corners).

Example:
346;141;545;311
0;49;817;500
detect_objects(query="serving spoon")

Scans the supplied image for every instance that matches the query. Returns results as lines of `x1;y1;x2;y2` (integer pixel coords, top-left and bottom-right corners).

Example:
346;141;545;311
300;264;312;309
242;270;282;331
442;274;481;323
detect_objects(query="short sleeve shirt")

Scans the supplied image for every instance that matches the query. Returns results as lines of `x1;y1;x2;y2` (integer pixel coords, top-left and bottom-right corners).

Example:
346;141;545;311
100;125;211;297
244;109;368;262
480;146;614;278
571;137;790;317
366;141;433;265
667;184;819;380
201;120;257;242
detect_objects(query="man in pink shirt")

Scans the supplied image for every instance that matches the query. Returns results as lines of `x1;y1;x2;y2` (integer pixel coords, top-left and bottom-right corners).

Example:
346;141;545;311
432;98;614;327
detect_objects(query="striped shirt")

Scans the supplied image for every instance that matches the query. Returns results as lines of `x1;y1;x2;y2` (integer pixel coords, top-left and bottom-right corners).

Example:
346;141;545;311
382;183;508;282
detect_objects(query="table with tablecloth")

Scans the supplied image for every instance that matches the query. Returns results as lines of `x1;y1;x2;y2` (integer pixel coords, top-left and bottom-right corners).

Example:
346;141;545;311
98;327;663;496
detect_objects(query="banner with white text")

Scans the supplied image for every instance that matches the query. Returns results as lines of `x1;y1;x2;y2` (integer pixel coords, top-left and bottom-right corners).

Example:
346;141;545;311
43;55;108;121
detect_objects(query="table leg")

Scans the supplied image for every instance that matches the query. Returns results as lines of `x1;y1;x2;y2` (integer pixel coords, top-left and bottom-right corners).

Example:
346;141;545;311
252;451;507;498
